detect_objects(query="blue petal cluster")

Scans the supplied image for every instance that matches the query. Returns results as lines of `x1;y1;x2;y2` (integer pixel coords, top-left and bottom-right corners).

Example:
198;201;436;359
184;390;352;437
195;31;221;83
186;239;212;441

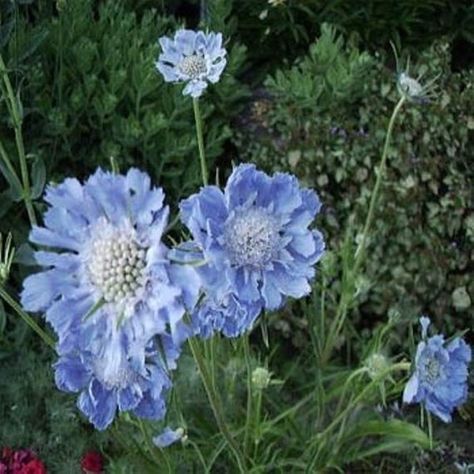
21;169;199;430
153;426;185;448
156;29;227;98
179;164;325;337
403;317;471;422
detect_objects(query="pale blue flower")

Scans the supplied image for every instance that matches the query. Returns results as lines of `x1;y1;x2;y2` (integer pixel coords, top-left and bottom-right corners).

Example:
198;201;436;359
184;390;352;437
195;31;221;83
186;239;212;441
403;317;471;422
179;164;325;337
21;168;200;429
156;29;227;98
55;334;179;430
153;426;185;448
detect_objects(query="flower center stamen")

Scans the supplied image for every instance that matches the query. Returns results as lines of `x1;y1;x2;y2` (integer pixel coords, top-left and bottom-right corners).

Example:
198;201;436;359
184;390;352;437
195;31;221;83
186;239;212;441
423;357;441;384
178;54;207;79
87;233;146;303
224;208;279;267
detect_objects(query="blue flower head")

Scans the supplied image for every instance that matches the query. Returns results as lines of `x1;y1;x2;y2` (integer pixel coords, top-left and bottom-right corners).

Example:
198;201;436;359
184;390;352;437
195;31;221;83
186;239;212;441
156;29;227;98
55;334;180;430
21;168;200;429
179;164;325;337
403;317;472;422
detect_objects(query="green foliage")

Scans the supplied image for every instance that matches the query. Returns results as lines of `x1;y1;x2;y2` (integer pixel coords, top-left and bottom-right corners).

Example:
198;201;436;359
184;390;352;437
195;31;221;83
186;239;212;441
232;0;474;72
236;38;473;342
265;24;373;112
0;345;110;472
0;0;248;237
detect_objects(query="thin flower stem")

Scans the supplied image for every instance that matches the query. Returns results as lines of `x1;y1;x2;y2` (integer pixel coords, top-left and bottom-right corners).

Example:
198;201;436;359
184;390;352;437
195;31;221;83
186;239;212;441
0;139;22;191
307;362;411;471
0;54;37;227
426;408;433;450
243;335;253;457
321;96;406;364
353;96;405;273
188;337;247;473
192;98;208;186
137;417;172;473
0;286;55;349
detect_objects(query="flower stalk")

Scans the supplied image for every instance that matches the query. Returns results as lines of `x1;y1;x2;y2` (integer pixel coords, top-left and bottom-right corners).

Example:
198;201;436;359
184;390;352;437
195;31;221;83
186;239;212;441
193;98;208;186
0;53;37;227
321;96;406;364
0;286;55;349
188;337;248;472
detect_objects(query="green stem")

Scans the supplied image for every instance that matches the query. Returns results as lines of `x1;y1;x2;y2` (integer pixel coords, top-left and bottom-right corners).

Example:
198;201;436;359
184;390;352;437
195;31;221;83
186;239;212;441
192;98;208;186
243;335;253;456
0;286;55;349
137;418;172;473
321;97;405;364
353;96;405;274
426;408;433;450
307;362;410;471
188;337;247;473
0;139;23;191
0;54;37;226
252;389;263;459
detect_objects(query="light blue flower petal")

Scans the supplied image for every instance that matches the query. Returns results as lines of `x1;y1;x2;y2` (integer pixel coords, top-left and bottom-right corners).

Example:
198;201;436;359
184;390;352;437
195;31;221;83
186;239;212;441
54;355;89;392
78;380;117;431
153;427;184;448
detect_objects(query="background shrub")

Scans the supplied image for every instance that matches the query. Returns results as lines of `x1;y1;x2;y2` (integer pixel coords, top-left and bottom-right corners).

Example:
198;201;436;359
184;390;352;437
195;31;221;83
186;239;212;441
234;36;473;342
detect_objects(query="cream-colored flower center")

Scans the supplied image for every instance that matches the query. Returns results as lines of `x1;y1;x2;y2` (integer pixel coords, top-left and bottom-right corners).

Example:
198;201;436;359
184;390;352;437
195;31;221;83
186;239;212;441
224;208;279;267
87;233;146;303
178;54;207;79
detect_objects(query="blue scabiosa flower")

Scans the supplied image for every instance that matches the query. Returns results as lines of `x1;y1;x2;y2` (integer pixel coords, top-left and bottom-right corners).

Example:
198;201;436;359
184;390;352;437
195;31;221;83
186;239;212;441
156;29;227;98
21;168;200;428
55;334;179;430
179;163;325;337
403;317;472;422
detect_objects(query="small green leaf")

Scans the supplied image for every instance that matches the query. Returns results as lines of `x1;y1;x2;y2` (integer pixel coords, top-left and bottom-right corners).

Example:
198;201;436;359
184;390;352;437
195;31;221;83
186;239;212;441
31;156;46;199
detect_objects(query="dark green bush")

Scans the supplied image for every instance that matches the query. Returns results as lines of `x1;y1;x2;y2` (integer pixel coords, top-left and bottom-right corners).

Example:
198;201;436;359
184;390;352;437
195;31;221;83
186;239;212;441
235;35;473;338
0;0;248;236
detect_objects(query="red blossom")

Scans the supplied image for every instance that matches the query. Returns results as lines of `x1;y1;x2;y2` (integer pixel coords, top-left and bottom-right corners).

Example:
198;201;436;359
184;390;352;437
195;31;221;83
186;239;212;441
81;452;103;474
19;459;47;474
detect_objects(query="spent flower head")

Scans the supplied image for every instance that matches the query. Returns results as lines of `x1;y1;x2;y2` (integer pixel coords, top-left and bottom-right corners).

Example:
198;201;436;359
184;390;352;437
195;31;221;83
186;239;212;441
156;29;227;98
252;367;272;390
365;353;390;380
392;43;438;102
403;317;471;422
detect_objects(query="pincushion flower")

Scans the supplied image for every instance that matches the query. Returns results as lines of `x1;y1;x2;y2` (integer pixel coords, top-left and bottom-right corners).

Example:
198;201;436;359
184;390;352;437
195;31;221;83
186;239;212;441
403;317;472;422
54;332;179;430
179;164;325;337
156;29;227;98
21;168;200;428
21;168;199;350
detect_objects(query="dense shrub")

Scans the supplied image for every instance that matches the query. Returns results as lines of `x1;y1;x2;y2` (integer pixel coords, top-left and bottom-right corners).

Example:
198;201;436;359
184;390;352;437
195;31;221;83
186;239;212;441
235;34;473;340
0;0;248;235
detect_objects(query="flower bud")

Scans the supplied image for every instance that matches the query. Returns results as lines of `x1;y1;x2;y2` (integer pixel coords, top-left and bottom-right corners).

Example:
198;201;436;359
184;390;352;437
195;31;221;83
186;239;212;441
252;367;272;390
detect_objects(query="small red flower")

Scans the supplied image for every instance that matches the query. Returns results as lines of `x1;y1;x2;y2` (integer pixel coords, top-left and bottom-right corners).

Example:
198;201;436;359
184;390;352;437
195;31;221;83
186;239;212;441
19;459;47;474
81;451;103;474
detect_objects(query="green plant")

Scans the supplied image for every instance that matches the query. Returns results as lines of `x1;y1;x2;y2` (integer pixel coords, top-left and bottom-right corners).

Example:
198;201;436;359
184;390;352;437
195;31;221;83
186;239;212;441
235;38;473;345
